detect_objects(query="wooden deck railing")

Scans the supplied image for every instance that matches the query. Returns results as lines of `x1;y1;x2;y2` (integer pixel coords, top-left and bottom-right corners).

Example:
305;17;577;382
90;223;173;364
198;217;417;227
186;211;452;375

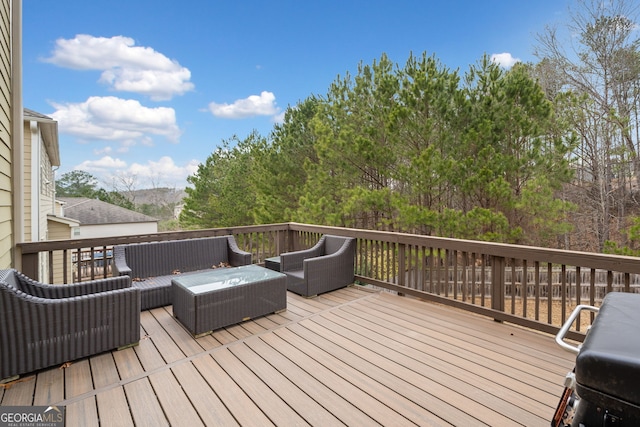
16;222;640;340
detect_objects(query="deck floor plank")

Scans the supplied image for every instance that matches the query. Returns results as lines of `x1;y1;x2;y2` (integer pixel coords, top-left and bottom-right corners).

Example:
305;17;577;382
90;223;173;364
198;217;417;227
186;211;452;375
228;342;344;427
309;309;544;426
322;306;551;419
237;319;270;336
347;297;563;395
276;323;455;427
1;287;577;427
298;314;503;426
95;387;134;427
147;369;204;427
33;368;64;406
211;327;243;345
347;297;564;390
151;306;206;357
244;336;378;426
260;331;415;426
64;359;94;400
124;378;169;427
132;325;167;372
213;345;309;426
65;397;99;427
170;362;239;427
140;309;187;364
192;353;275;427
0;376;36;405
89;353;119;389
372;293;573;371
111;346;145;380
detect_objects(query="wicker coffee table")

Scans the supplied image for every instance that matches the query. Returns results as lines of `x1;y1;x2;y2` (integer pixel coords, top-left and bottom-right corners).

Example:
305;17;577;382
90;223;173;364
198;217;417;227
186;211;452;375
171;265;287;336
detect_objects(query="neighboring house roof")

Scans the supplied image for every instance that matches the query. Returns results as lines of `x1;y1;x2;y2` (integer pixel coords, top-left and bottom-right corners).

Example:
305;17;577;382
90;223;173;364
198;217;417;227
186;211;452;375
58;197;158;225
24;108;60;166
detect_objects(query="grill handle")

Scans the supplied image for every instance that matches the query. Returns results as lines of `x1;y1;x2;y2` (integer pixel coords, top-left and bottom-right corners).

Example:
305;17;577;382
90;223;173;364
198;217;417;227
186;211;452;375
555;304;600;354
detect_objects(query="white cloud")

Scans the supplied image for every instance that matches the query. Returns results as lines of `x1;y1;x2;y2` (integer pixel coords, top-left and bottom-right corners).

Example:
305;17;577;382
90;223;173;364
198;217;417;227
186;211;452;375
208;91;280;119
272;111;286;124
128;156;200;183
78;156;127;170
490;52;521;68
44;34;194;100
76;156;200;189
50;96;181;147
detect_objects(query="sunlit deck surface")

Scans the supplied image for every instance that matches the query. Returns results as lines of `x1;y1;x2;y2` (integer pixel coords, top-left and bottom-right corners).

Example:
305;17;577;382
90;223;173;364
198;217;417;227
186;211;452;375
0;285;575;426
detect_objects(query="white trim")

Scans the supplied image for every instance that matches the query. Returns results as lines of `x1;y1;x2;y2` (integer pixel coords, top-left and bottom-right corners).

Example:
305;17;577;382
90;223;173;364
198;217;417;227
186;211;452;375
30;120;39;241
11;0;24;253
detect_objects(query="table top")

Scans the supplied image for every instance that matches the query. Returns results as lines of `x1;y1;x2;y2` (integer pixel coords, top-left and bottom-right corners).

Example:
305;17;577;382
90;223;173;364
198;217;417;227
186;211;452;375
172;265;285;294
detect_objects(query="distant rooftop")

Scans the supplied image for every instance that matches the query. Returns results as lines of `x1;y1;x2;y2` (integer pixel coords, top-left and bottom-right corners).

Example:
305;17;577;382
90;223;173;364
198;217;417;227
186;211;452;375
24;108;53;121
58;197;158;225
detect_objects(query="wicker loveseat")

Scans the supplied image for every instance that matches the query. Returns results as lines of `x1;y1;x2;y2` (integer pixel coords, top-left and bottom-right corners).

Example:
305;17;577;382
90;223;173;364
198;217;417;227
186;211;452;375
0;269;140;381
113;235;252;310
280;235;356;297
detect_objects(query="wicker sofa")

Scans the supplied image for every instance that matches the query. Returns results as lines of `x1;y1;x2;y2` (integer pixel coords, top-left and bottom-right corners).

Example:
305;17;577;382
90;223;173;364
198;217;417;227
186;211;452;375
0;269;140;381
113;236;252;310
280;235;356;297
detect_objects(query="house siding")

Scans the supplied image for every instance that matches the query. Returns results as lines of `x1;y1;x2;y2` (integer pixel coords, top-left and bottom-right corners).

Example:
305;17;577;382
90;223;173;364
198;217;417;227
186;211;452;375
39;138;55;237
0;0;12;269
75;222;158;239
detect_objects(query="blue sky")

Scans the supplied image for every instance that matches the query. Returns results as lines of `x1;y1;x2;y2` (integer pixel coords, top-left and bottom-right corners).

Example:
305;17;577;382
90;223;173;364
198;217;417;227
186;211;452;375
23;0;570;190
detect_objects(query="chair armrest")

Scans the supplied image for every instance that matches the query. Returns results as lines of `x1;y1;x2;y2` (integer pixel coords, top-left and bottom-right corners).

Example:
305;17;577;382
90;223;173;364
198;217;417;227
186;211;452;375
280;244;323;271
112;246;132;276
304;251;342;279
16;272;132;299
303;242;355;292
227;237;252;266
2;285;141;316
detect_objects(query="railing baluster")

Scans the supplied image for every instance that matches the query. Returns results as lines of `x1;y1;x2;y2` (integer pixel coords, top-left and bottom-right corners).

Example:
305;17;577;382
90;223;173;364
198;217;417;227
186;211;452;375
510;259;516;315
471;253;477;305
576;266;582;331
453;249;458;300
607;270;613;295
491;256;505;313
625;272;631;293
561;264;567;325
522;260;528;318
547;263;553;324
534;261;540;321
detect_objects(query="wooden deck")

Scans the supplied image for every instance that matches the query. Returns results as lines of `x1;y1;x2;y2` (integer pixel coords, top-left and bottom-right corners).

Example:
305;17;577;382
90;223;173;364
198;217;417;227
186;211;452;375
0;285;575;426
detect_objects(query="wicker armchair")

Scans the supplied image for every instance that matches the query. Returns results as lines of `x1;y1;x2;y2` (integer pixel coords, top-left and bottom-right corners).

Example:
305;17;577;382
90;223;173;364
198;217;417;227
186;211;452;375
280;235;355;297
0;269;140;380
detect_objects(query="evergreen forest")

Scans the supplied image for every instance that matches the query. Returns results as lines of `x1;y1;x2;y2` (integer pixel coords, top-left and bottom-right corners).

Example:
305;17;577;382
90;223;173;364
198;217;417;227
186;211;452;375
180;0;640;255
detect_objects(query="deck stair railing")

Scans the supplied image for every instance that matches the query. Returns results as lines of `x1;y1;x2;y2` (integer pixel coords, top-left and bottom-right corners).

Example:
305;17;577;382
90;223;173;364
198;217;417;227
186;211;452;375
17;222;640;341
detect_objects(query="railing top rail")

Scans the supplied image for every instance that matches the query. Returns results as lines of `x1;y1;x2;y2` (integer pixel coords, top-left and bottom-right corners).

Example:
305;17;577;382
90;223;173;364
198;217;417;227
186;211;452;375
17;223;291;254
287;223;640;275
16;221;640;274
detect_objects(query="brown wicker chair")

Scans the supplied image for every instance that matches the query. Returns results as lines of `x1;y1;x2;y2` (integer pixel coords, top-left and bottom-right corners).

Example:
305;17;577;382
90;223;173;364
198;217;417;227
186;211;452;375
280;235;355;297
0;269;140;381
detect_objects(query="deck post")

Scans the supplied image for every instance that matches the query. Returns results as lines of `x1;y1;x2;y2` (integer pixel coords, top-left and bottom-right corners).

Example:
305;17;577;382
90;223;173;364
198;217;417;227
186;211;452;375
286;228;296;252
20;252;39;280
277;229;287;255
398;243;406;296
491;255;506;319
